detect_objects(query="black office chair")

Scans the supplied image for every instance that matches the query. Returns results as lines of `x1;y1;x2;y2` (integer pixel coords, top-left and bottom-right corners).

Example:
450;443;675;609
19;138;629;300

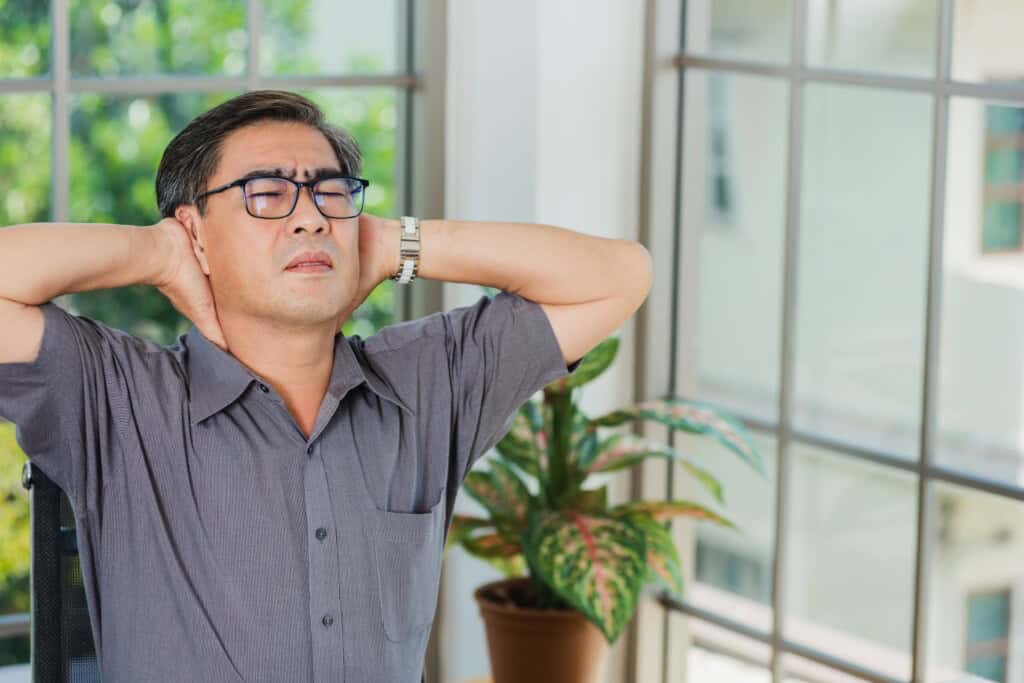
22;460;99;683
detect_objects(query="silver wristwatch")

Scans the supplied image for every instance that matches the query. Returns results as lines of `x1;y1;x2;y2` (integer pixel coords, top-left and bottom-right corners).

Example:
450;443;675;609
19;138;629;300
390;216;420;285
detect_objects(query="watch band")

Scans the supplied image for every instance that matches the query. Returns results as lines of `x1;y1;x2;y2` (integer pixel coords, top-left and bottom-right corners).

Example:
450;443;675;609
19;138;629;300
391;216;420;284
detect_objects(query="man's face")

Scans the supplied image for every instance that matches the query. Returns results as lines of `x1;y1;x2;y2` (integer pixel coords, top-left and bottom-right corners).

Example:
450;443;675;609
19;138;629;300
180;119;359;330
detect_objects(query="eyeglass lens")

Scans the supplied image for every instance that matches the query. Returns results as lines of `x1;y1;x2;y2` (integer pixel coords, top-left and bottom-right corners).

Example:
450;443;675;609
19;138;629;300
244;177;365;219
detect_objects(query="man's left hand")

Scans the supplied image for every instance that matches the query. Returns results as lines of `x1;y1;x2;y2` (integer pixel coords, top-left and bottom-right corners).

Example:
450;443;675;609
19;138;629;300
334;213;397;331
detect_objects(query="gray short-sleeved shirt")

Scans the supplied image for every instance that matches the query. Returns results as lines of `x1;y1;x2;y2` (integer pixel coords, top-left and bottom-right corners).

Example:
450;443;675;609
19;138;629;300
0;289;581;682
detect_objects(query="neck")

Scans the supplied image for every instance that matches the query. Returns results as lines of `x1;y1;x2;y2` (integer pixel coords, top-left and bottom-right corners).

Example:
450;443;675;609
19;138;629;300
218;313;338;413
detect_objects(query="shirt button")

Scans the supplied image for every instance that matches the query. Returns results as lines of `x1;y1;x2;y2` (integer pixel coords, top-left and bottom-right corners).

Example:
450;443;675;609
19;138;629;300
306;444;314;455
315;527;327;541
257;383;269;393
322;614;333;627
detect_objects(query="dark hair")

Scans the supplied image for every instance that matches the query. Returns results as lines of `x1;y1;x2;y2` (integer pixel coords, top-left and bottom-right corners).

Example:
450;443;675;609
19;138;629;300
155;90;363;218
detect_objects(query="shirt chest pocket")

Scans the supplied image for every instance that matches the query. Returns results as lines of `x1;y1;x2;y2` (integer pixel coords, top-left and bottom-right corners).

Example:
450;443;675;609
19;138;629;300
372;490;447;642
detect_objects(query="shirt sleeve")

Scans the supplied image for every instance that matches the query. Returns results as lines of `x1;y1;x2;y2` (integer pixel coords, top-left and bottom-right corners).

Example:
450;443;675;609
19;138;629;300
443;290;583;481
0;301;135;516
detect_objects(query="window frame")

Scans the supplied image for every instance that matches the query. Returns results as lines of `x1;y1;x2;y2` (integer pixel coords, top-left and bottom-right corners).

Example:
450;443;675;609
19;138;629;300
632;1;1024;682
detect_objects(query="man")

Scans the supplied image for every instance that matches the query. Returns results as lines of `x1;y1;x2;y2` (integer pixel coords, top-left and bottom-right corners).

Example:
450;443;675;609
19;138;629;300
0;90;652;682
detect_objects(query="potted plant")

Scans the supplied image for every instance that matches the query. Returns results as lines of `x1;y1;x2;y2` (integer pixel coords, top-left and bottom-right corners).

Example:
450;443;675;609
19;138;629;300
445;311;766;683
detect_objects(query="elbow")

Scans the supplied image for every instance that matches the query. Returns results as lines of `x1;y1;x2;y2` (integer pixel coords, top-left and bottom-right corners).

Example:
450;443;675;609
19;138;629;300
620;241;653;299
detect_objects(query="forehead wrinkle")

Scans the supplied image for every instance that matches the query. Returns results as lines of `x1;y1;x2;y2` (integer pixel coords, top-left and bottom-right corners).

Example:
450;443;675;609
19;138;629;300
239;166;343;181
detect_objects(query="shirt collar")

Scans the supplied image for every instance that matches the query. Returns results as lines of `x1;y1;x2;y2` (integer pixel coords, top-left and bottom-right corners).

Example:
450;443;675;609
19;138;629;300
184;325;413;426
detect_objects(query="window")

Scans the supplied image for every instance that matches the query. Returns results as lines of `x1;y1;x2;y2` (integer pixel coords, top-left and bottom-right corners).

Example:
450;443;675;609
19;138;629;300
981;103;1024;253
707;74;736;225
642;1;1024;682
696;539;769;602
965;589;1011;682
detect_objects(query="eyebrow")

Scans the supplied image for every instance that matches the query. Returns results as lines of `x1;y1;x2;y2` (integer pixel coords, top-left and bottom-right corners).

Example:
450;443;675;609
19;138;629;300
237;167;345;182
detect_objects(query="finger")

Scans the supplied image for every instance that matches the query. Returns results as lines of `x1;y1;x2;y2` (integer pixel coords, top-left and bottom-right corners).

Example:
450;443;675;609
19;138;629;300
194;301;229;352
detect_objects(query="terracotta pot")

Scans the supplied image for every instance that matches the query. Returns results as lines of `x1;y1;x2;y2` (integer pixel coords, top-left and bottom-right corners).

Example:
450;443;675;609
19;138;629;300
473;577;610;683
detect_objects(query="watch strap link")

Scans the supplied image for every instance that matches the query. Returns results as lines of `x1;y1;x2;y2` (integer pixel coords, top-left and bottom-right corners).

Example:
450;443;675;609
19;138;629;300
391;215;420;284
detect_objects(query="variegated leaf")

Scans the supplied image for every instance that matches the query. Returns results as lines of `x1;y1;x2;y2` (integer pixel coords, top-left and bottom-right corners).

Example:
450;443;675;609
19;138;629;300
545;337;619;393
463;461;532;531
445;514;493;552
564;484;608;515
626;514;684;598
515;399;548;474
579;433;724;503
590;398;765;476
483;554;528;578
611;500;737;529
463;532;522;558
523;509;647;643
495;430;540;478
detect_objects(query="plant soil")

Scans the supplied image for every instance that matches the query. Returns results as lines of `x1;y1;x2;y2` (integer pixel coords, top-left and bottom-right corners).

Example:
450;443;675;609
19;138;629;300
480;577;575;612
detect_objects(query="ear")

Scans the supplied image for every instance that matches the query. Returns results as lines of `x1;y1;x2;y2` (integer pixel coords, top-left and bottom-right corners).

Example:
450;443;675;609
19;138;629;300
175;205;212;276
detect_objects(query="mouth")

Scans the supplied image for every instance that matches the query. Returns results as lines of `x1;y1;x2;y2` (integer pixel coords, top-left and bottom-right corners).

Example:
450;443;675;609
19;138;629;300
285;263;333;274
285;250;334;273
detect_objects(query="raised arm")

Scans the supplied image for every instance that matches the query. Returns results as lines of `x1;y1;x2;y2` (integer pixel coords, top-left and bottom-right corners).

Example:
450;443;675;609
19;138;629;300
0;217;227;364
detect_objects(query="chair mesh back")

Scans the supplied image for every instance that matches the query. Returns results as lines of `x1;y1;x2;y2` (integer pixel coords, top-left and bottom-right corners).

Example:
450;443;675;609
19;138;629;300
25;462;99;682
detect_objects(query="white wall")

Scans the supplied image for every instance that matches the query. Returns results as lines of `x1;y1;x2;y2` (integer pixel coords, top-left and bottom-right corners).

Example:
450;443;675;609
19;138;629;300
439;1;646;681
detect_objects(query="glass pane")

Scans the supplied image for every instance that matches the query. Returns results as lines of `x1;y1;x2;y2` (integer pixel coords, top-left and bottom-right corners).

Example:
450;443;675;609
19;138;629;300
805;0;939;78
952;1;1024;85
682;71;788;423
298;88;399;336
984;150;1024;186
70;0;247;76
682;620;772;683
966;591;1009;643
673;429;776;633
926;483;1020;683
782;654;875;683
684;0;791;63
0;0;51;78
794;84;933;459
937;98;1024;485
260;0;400;75
981;202;1022;251
68;92;240;342
0;94;51;225
784;443;916;682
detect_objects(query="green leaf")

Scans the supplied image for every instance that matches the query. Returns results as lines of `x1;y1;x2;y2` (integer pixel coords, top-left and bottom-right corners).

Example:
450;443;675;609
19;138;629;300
463;532;522;558
610;500;737;529
445;513;493;553
627;514;684;598
545;337;619;393
523;509;647;643
463;460;533;532
495;430;540;478
590;398;765;476
564;484;608;515
577;433;724;503
483;554;528;578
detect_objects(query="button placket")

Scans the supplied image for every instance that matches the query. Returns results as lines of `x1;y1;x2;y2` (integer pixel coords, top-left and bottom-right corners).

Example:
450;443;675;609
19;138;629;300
304;446;345;679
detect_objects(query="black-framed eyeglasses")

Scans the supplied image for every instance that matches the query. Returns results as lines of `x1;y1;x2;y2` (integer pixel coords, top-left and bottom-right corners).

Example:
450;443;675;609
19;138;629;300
194;174;370;219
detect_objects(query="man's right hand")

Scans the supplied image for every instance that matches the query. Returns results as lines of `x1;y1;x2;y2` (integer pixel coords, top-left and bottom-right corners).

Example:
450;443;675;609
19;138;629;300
148;217;229;353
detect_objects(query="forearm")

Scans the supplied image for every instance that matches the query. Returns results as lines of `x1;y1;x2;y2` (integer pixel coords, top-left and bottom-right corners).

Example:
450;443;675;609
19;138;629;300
0;223;164;306
383;218;652;304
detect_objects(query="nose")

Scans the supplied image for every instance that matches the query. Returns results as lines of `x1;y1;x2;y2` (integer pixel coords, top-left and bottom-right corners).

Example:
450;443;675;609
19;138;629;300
287;184;330;234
